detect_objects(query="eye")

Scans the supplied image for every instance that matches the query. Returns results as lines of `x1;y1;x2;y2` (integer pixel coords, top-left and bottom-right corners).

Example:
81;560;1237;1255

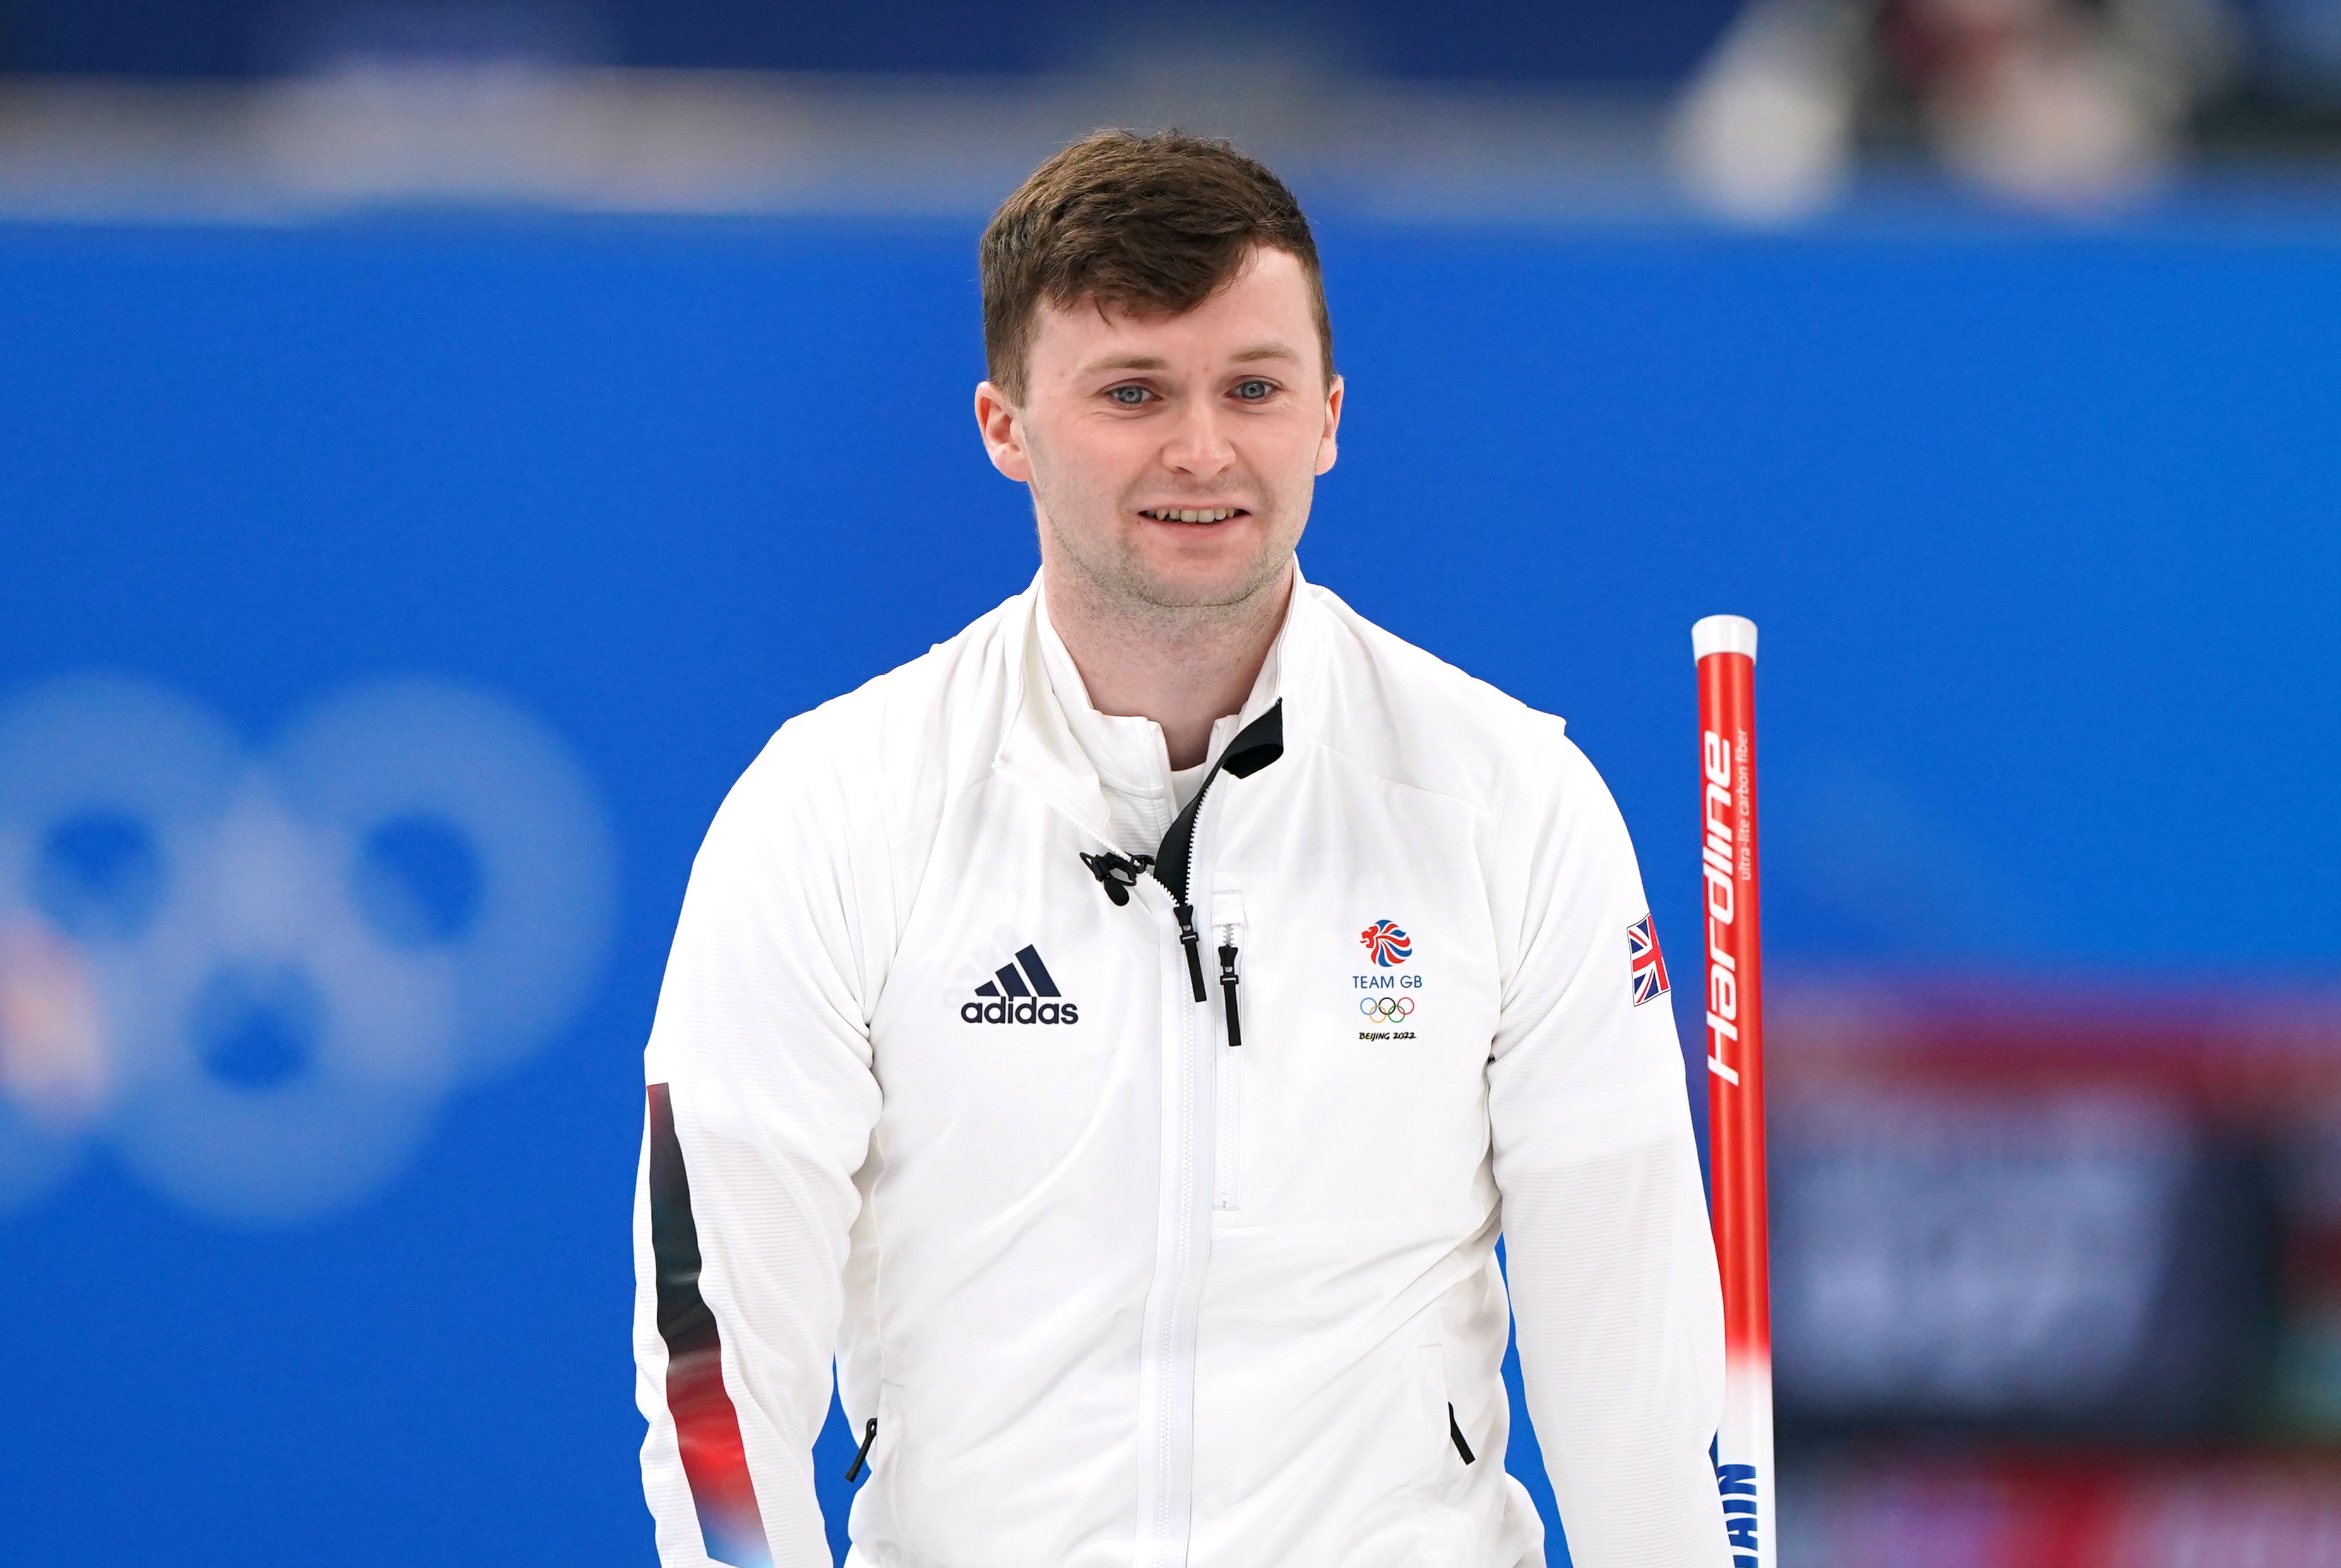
1232;379;1275;402
1108;384;1153;407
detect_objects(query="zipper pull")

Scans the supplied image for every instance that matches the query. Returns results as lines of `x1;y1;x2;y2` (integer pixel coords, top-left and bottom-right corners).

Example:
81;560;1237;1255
1217;932;1242;1048
843;1416;878;1482
1172;900;1207;1002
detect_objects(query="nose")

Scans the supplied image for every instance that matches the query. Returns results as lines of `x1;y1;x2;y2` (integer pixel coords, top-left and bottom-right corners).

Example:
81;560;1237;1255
1160;395;1236;480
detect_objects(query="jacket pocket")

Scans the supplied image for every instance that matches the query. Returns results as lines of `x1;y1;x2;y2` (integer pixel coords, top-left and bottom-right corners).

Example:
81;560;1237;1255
1436;1261;1510;1480
1213;1045;1244;1211
1417;1342;1453;1480
865;1379;902;1514
1446;1401;1477;1465
1414;1338;1487;1562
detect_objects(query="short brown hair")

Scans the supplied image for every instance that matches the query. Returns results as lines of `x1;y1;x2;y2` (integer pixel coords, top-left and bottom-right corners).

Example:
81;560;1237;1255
980;129;1333;405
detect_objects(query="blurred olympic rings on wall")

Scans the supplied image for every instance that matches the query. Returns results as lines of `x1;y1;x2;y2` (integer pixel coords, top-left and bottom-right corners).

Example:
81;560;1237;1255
0;675;616;1225
1359;996;1415;1021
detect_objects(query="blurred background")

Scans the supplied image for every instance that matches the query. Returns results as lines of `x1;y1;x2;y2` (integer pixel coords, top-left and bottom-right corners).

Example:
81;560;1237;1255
0;3;2336;1565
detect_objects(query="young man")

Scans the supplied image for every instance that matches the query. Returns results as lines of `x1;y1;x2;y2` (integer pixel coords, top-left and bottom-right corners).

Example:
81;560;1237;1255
636;131;1727;1568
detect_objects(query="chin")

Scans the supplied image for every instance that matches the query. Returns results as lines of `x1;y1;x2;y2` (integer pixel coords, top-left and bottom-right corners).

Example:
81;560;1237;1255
1126;552;1285;612
1051;509;1294;611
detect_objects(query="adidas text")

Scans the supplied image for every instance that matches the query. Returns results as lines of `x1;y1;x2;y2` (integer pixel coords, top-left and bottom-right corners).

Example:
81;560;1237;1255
960;997;1080;1025
962;944;1077;1025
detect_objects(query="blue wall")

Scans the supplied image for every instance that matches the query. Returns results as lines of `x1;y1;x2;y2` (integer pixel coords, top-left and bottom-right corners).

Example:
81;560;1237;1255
0;206;2334;1565
9;0;1739;83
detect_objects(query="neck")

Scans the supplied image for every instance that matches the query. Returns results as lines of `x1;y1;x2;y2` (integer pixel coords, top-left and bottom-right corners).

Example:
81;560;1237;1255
1042;558;1292;771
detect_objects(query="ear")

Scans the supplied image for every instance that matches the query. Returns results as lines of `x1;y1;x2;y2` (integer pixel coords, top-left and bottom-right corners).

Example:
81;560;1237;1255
975;381;1032;482
1313;373;1344;477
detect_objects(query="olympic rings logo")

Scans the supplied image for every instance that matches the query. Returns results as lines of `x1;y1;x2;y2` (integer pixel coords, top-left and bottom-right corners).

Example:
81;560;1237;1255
0;675;615;1225
1359;996;1416;1021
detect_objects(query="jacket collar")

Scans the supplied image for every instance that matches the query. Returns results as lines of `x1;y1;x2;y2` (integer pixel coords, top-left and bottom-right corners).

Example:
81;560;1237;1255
994;560;1320;846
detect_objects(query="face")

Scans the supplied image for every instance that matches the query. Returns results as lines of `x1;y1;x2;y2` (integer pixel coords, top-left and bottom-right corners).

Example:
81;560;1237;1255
976;246;1342;614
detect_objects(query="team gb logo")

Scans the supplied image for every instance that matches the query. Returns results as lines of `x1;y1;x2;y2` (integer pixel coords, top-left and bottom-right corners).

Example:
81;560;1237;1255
1359;920;1411;968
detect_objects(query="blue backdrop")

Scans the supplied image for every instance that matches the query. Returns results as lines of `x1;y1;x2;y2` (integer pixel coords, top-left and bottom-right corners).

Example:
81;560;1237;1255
0;203;2334;1565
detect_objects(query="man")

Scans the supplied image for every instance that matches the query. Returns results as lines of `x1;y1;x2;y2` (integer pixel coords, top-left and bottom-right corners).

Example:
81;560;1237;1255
635;130;1727;1568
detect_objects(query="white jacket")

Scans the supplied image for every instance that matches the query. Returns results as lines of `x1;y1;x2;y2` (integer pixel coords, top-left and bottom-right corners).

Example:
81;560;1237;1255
634;571;1728;1568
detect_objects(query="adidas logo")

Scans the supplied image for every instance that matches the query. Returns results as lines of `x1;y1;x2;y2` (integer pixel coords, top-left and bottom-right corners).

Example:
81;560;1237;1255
960;945;1080;1026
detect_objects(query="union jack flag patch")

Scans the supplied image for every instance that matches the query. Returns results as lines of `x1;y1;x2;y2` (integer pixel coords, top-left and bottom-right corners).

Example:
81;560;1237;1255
1628;915;1669;1007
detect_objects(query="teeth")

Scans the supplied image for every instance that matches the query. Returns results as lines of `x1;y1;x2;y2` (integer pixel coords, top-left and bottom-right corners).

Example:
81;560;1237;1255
1147;508;1239;523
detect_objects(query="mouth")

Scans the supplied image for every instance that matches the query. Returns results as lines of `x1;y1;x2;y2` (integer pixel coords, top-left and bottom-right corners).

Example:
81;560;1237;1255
1137;506;1249;523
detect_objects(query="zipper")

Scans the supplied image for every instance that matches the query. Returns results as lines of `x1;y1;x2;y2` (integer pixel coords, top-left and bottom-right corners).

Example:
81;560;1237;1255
1216;927;1242;1049
1143;703;1282;942
1211;893;1246;1211
1136;708;1281;1564
1152;945;1203;1559
1172;900;1206;1001
1067;704;1280;1567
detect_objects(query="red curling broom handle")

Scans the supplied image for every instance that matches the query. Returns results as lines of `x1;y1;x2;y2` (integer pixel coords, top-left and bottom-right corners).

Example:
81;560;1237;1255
1694;614;1772;1568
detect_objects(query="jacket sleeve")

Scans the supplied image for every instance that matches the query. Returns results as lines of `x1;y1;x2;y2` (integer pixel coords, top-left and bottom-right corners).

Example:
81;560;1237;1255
633;722;887;1568
1485;717;1729;1567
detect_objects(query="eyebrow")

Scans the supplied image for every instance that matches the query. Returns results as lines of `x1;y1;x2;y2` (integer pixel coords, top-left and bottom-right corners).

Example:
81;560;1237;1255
1081;353;1169;374
1078;342;1301;376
